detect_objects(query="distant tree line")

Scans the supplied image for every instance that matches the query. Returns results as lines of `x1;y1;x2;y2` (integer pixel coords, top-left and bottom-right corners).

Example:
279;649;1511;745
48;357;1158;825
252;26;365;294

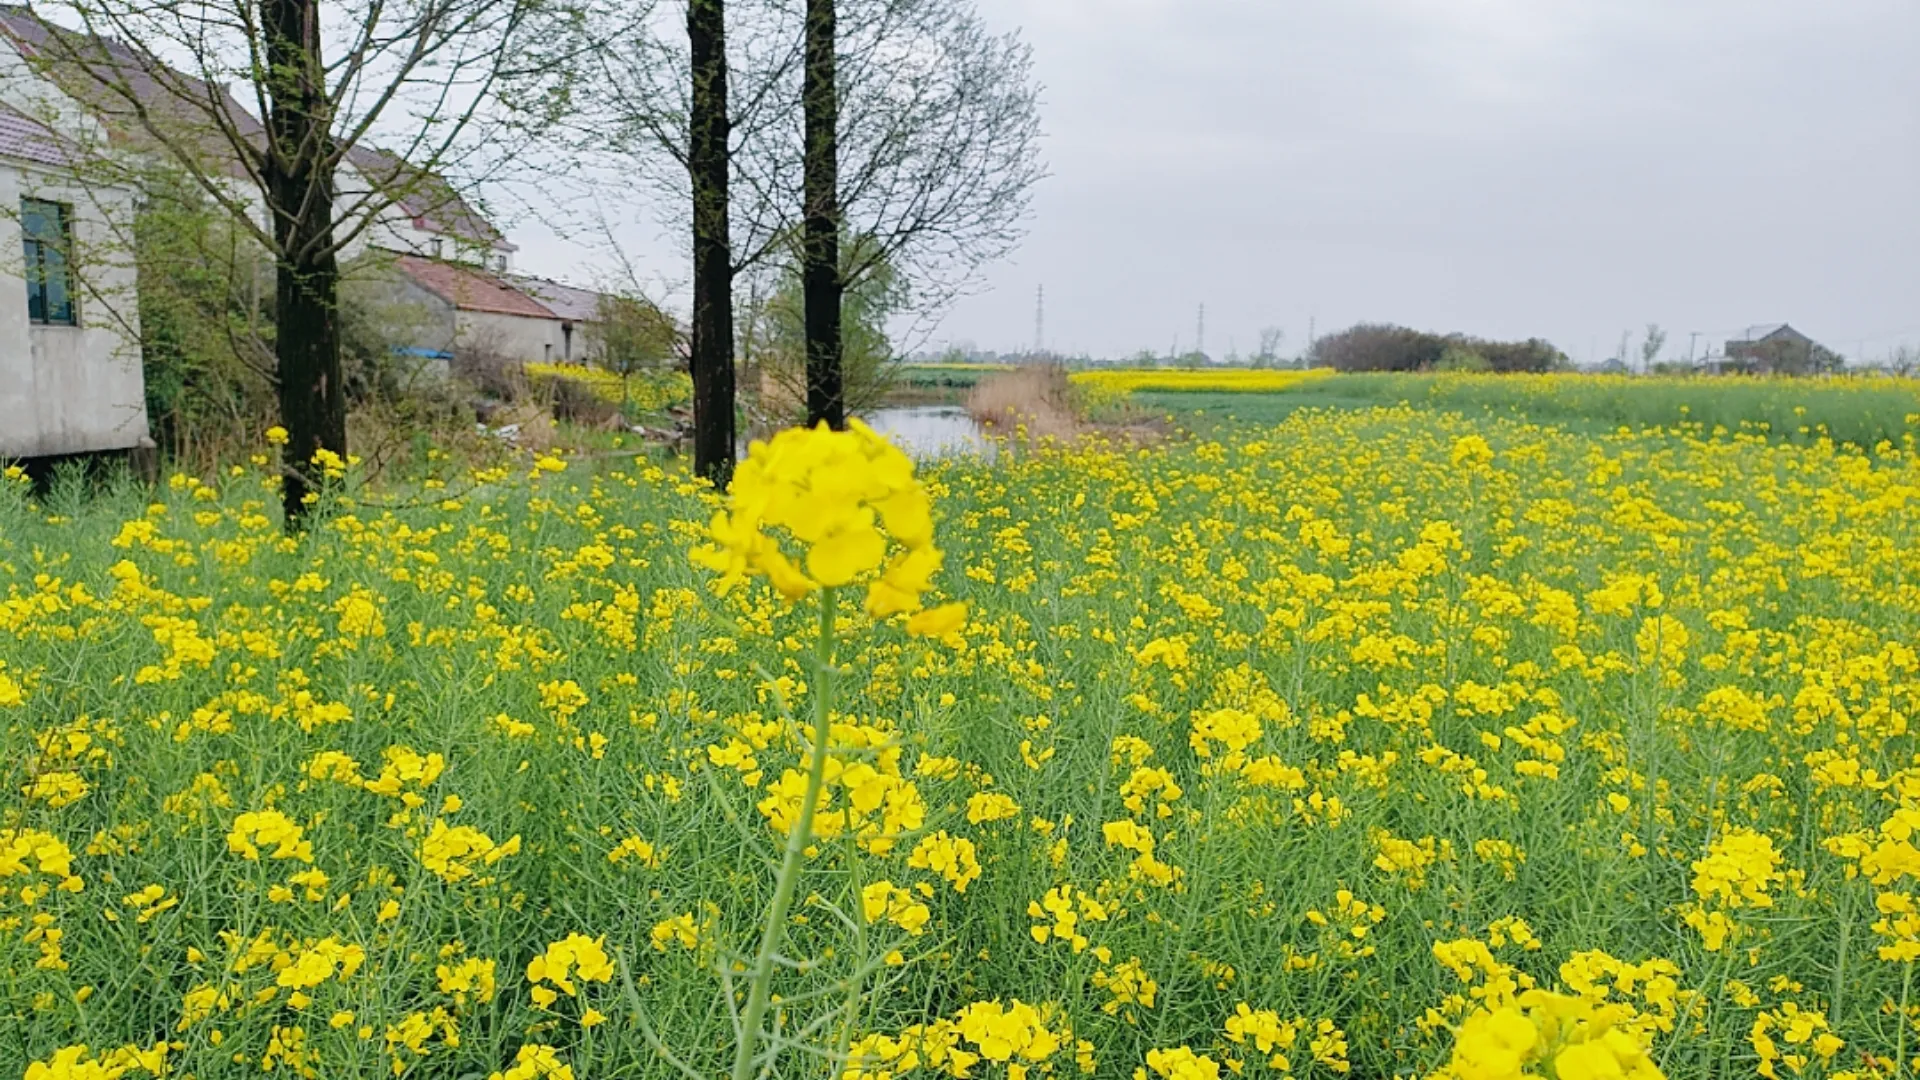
1309;324;1569;374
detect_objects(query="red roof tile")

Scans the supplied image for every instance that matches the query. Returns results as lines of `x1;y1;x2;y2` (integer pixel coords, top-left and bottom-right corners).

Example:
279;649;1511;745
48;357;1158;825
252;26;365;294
0;6;510;248
395;255;557;319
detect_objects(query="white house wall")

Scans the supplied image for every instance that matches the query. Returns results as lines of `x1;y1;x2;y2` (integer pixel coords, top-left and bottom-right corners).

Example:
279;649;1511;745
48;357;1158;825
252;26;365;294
337;161;512;271
0;160;148;457
0;40;100;143
454;310;564;366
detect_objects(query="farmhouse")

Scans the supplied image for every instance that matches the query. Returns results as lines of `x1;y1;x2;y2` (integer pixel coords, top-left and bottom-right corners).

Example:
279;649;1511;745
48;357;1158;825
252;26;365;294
0;93;146;457
507;274;607;364
390;255;567;366
1719;323;1839;375
0;5;516;271
0;5;545;459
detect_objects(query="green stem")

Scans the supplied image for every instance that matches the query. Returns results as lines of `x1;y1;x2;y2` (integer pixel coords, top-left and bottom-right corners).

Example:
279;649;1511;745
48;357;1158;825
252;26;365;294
1899;960;1913;1080
730;586;837;1080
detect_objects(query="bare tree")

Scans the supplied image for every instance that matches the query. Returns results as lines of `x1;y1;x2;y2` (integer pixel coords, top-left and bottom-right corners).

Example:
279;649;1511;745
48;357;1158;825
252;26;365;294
14;0;594;525
800;0;840;427
689;0;738;482
1640;323;1668;371
588;0;1042;461
761;0;1042;427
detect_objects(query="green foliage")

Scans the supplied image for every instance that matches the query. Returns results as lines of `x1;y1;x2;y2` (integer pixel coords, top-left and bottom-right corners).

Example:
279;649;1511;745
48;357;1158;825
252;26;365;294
134;173;455;462
1435;344;1492;373
749;243;907;425
589;293;681;384
134;170;277;456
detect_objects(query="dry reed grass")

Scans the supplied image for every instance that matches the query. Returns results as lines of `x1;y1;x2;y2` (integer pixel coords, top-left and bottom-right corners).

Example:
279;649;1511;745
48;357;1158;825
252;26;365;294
965;364;1085;440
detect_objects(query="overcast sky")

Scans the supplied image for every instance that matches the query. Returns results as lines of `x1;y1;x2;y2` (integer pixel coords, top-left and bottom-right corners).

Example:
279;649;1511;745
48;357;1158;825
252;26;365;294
513;0;1920;365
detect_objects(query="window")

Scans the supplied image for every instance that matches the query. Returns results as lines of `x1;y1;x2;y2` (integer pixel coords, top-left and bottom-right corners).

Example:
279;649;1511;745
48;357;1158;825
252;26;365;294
21;198;76;326
494;254;507;272
430;238;444;258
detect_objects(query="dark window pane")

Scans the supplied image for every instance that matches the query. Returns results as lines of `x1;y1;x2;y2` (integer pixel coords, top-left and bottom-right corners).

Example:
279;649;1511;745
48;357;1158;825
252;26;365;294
42;245;71;323
21;200;50;240
20;198;75;326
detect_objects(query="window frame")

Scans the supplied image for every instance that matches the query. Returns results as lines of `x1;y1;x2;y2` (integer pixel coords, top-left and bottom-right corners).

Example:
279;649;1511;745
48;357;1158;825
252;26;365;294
21;196;78;327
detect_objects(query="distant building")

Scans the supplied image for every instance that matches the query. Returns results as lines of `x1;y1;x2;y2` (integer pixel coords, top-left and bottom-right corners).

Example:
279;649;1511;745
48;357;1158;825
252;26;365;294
391;255;565;366
1719;324;1838;375
507;275;605;364
1726;323;1811;355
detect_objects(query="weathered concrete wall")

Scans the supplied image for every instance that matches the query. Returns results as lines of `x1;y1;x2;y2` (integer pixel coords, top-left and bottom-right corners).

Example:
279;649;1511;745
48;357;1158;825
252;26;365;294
556;321;601;365
455;310;564;365
0;161;149;458
385;274;459;355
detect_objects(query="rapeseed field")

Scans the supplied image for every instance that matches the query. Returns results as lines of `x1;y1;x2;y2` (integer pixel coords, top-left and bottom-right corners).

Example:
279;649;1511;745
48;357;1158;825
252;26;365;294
1069;368;1331;399
4;401;1919;1080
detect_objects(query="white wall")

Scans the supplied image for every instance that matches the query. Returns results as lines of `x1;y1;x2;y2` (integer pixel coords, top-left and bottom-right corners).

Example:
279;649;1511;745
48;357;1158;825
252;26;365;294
455;310;565;366
0;40;100;142
337;161;513;271
0;159;149;457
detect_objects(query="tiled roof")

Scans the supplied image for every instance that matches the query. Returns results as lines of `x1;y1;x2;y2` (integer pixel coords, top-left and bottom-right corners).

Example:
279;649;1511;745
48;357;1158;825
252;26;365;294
0;4;262;175
347;145;510;248
395;255;557;319
0;6;509;247
507;275;604;322
0;102;70;166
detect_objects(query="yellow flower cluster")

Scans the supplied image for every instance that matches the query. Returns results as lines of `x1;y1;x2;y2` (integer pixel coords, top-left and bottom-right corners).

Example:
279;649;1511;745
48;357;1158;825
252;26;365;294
417;818;521;883
226;810;313;863
753;719;927;854
692;421;965;634
487;1044;574;1080
1028;884;1111;952
24;1043;168;1080
526;933;613;1009
845;999;1075;1080
1439;992;1663;1080
863;880;933;936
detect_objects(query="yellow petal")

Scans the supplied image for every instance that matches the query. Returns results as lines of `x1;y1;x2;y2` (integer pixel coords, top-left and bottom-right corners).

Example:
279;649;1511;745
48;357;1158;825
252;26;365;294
807;523;887;587
758;547;819;599
907;602;968;638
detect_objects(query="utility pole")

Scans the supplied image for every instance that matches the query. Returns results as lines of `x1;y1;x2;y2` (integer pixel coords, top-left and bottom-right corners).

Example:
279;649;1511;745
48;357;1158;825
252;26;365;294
1034;284;1044;359
1688;331;1699;365
1196;303;1206;360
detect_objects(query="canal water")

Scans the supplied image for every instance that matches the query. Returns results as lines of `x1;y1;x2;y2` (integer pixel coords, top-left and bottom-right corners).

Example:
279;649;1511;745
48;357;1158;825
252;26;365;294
860;406;993;460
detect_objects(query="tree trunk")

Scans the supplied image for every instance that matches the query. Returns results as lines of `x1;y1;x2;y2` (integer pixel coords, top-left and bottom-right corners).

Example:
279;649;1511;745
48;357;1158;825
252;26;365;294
802;0;843;430
688;0;737;486
262;0;345;530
